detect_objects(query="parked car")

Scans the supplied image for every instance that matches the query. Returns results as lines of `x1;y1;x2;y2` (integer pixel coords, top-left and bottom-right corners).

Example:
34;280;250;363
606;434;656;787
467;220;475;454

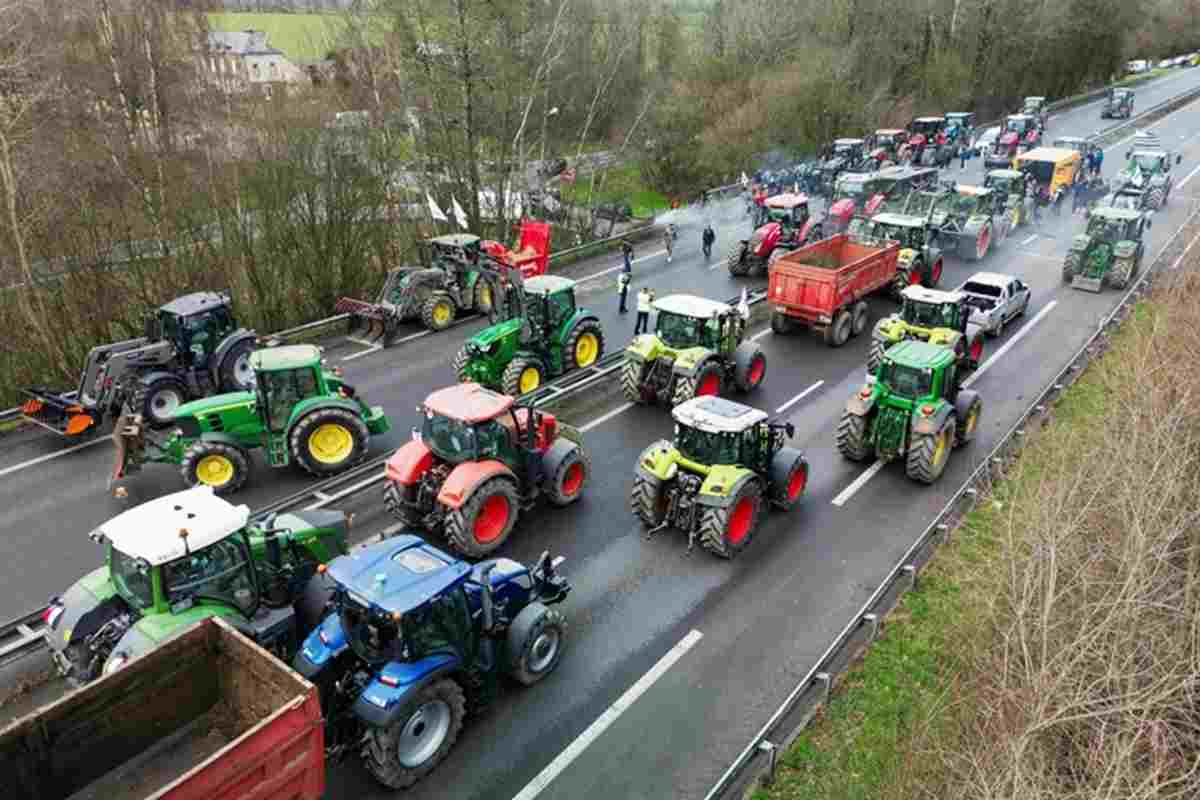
973;126;1001;157
956;272;1031;337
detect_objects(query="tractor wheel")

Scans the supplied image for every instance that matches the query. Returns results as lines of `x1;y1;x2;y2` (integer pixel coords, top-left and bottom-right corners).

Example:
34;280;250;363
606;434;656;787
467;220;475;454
770;311;795;334
671;360;724;406
565;320;605;371
421;293;456;332
905;418;956;485
866;338;887;374
360;678;465;790
927;258;944;287
823;309;852;347
451;346;471;383
727;243;751;276
768;448;809;511
546;444;590;507
620;359;649;404
836;411;871;462
994;215;1011;243
630;474;668;526
733;343;767;393
142;377;188;429
953;390;982;448
218;338;258;393
1062;253;1079;284
698;479;764;559
290;407;370;477
1108;257;1134;290
383;481;421;526
502;357;545;396
444;477;520;557
180;440;250;495
1147;188;1165;210
962;224;992;261
850;301;870;336
473;279;496;315
506;603;567;686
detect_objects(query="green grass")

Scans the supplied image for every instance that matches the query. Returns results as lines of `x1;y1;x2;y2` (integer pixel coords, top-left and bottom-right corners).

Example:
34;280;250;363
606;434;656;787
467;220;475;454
562;162;670;219
207;12;343;61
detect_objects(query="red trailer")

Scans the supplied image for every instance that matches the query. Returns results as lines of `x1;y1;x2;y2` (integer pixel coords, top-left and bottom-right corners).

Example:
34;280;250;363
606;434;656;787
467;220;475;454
768;233;901;346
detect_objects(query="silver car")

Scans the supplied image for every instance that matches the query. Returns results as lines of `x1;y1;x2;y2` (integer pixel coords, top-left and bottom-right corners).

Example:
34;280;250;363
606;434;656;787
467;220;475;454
972;126;1001;157
957;272;1031;336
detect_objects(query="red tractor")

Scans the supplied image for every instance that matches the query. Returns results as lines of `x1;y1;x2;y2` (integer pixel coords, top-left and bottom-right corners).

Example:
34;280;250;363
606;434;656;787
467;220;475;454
382;383;590;557
482;219;552;279
727;193;813;277
904;117;950;165
867;129;909;167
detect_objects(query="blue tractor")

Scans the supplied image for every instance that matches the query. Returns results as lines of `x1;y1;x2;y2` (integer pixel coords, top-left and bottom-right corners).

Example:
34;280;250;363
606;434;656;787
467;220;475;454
293;534;571;789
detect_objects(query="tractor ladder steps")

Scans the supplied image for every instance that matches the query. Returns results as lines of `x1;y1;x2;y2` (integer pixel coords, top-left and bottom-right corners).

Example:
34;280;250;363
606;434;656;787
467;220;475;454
0;608;49;668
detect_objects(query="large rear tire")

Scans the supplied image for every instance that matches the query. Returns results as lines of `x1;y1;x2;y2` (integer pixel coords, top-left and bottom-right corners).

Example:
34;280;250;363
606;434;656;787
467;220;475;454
727;243;751;276
444;476;520;557
546;444;590;507
671;360;724;406
733;344;767;393
698;480;763;559
382;481;422;526
866;338;887;374
451;346;471;383
218;338;258;393
836;412;871;462
1062;253;1079;284
143;377;188;429
631;470;669;526
1147;188;1165;210
361;678;465;790
620;359;648;404
565;320;605;371
290;407;369;477
769;449;809;511
905;419;956;485
1108;257;1134;289
421;293;456;332
180;440;250;495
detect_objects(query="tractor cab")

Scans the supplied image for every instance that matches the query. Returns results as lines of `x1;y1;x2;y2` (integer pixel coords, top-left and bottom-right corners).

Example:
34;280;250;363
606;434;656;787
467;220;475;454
670;396;793;475
1002;114;1039;147
1084;206;1146;245
874;340;960;410
868;129;907;163
908;117;947;149
424;233;483;270
832;138;866;162
984;169;1028;199
1051;136;1092;156
145;292;239;371
861;212;936;252
1021;96;1048;126
652;294;744;354
897;286;969;334
761;192;810;230
943;112;975;144
1123;149;1176;177
1103;88;1134;118
250;345;336;435
417;383;557;470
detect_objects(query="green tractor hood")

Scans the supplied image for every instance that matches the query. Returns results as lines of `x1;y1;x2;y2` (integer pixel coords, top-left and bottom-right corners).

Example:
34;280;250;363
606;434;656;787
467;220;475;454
173;390;256;420
625;335;711;373
468;317;522;349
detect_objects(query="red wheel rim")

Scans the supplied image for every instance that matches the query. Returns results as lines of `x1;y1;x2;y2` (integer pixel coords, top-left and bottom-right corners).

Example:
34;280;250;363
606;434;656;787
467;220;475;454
474;494;510;543
787;465;808;501
727;497;755;545
748;356;765;385
698;373;721;396
561;463;584;497
970;339;983;361
932;260;943;284
909;269;923;286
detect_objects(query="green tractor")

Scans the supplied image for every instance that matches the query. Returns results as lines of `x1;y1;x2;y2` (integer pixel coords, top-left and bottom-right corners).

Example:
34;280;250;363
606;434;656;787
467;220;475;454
631;396;809;558
837;339;982;484
40;485;351;686
868;285;985;375
620;294;767;408
452;272;605;396
1062;206;1150;292
927;185;1010;261
849;212;945;294
111;344;391;495
983;169;1036;229
1110;146;1181;211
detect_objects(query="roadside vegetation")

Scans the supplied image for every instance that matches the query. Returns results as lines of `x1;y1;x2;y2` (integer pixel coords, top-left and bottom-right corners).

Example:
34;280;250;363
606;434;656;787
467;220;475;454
755;258;1200;799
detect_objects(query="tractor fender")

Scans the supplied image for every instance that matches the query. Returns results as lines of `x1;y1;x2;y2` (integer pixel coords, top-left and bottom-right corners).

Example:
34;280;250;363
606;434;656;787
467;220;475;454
696;466;757;508
198;431;245;449
136;369;183;398
671;347;718;377
210;329;257;383
796;218;818;244
295;613;349;677
286;397;363;432
845;384;878;417
873;314;902;342
540;436;584;485
962;217;988;237
634;439;676;485
563;312;601;342
386;440;434;486
911;400;954;437
352;653;462;729
437;460;517;510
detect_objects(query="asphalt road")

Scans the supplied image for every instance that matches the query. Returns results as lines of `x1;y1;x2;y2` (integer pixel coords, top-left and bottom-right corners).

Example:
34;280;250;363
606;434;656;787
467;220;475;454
3;66;1200;799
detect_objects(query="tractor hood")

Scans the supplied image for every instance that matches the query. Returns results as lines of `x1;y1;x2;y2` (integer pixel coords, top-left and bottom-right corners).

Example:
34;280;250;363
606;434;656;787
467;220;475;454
466;318;521;350
326;534;470;615
828;198;856;221
1113;240;1138;259
43;566;117;655
173;391;255;419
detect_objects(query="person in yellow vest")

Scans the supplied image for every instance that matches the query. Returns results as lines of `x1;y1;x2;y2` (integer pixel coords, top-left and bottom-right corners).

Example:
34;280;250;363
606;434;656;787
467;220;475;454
635;287;654;334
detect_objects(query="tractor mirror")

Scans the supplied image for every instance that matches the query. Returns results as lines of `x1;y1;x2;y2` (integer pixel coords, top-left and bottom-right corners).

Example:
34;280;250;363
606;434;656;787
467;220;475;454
1178;154;1183;165
1146;218;1152;229
785;422;795;438
1125;149;1131;160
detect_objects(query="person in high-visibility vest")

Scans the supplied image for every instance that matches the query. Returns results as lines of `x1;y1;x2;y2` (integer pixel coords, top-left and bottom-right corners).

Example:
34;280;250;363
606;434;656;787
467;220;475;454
635;287;654;335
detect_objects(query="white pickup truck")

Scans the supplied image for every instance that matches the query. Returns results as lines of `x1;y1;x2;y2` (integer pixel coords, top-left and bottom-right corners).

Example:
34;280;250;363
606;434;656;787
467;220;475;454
957;272;1031;336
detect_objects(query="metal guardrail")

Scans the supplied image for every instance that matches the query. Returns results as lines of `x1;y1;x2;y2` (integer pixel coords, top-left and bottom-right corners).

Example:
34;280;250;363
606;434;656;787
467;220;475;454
700;155;1200;800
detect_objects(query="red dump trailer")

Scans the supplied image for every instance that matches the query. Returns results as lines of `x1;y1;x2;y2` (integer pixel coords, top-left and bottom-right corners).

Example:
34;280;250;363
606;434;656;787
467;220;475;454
767;233;901;346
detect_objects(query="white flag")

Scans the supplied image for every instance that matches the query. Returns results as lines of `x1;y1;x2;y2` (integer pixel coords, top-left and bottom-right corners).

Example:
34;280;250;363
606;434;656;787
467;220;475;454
740;172;750;187
738;287;750;320
426;192;448;222
451;196;469;230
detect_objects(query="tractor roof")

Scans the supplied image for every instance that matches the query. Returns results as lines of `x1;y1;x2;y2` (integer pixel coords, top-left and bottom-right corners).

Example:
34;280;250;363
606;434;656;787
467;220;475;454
1130;150;1167;159
325;535;470;615
523;274;575;295
914;116;943;123
877;165;937;180
653;294;730;319
159;291;230;317
249;344;321;372
98;487;250;566
765;192;808;209
1015;147;1080;165
901;285;965;304
875;128;904;135
872;211;925;228
885;339;955;370
1090;205;1144;222
1053;136;1087;144
834;138;865;146
428;233;480;247
672;396;768;434
424;382;513;423
987;168;1024;179
955;184;991;197
945;112;973;119
1025;96;1046;103
1113;88;1133;97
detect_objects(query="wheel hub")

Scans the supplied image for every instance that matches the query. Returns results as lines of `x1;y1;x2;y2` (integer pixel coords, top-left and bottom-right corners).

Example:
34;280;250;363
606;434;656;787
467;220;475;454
395;700;452;768
308;423;354;464
196;454;234;486
150;389;182;420
528;629;560;673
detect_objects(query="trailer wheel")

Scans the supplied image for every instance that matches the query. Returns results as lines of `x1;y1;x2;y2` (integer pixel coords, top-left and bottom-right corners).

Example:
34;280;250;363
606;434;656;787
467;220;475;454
290;407;369;477
850;301;870;336
218;338;257;393
181;440;250;495
361;678;465;790
143;377;188;428
770;311;794;334
823;310;852;347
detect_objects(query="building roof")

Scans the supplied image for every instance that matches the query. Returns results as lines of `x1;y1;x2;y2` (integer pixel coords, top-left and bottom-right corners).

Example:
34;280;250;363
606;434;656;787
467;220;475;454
523;275;576;295
249;344;320;372
901;285;965;304
652;294;730;319
424;382;514;423
672;396;768;434
159;291;230;317
325;535;470;615
99;487;251;566
206;30;284;57
765;192;808;209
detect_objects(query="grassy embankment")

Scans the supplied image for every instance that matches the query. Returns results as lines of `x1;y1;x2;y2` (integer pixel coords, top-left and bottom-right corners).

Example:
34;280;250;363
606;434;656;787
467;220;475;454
756;261;1200;799
207;12;343;61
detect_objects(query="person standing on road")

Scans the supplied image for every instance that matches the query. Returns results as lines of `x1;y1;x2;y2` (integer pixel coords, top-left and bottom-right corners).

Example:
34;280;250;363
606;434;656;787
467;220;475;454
664;224;675;263
702;224;716;258
617;270;631;314
621;239;633;274
959;141;968;169
1093;146;1104;178
635;287;653;334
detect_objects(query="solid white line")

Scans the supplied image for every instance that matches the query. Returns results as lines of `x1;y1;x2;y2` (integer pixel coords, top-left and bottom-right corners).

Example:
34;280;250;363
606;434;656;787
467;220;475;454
776;380;824;414
0;436;109;479
580;402;634;432
963;300;1058;386
831;460;885;507
1020;234;1038;246
397;329;433;343
750;328;772;341
1170;225;1200;270
305;470;386;510
345;336;377;348
340;344;383;362
1178;160;1200;189
511;629;704;800
577;249;668;284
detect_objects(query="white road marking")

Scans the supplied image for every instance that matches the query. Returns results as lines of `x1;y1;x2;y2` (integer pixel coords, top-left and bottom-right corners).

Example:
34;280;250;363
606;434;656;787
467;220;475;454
580;402;635;432
341;344;383;362
776;380;824;414
577;249;668;284
750;327;772;341
0;436;109;479
345;336;378;348
1169;225;1200;270
831;300;1057;506
1178;160;1200;189
305;471;386;510
1021;234;1038;246
511;629;704;800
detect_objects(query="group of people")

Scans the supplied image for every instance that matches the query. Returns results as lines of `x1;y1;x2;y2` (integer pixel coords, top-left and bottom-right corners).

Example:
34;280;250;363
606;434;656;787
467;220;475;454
615;221;718;331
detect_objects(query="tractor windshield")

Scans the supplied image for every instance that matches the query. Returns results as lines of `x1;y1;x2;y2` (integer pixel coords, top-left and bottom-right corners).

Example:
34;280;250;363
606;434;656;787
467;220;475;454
656;311;716;349
1006;118;1028;133
878;224;922;249
258;368;320;433
1087;217;1126;242
902;298;958;328
1131;154;1163;173
675;424;741;465
110;546;155;611
421;413;479;463
162;537;255;612
879;362;933;400
912;120;940;135
986;175;1014;194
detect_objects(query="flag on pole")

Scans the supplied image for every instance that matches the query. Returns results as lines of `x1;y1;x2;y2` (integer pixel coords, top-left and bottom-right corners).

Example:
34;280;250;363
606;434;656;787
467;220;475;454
737;287;750;320
451;196;469;230
426;192;448;222
740;172;750;187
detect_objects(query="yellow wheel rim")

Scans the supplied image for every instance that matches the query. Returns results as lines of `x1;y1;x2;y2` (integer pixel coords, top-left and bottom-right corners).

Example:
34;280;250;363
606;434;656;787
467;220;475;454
933;430;948;466
309;423;354;465
966;407;979;435
433;302;452;325
479;285;492;307
196;454;235;487
1011;206;1021;227
575;333;599;367
519;367;541;393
